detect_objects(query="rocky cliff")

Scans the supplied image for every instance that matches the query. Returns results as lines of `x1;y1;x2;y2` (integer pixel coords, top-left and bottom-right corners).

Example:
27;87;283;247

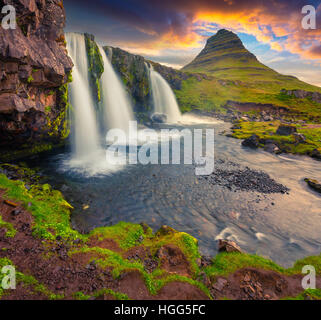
104;45;209;120
0;0;73;161
85;33;103;103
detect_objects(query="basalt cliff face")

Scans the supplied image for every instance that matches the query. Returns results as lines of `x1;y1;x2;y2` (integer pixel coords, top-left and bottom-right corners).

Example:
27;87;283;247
0;0;73;161
104;45;209;120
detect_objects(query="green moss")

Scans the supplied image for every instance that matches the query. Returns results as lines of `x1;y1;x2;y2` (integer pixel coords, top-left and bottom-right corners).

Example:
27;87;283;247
84;33;104;103
0;174;82;242
45;106;51;114
0;216;17;238
92;288;130;300
0;258;63;299
73;291;91;300
283;289;321;300
289;254;321;275
231;121;321;156
27;75;34;83
204;252;285;279
88;222;150;250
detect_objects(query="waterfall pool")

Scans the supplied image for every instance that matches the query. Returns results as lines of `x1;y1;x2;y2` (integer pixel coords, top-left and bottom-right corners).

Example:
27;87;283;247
24;119;321;268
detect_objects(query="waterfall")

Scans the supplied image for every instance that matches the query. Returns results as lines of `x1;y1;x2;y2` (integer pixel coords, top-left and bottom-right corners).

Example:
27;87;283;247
147;64;181;123
98;46;134;138
66;33;100;158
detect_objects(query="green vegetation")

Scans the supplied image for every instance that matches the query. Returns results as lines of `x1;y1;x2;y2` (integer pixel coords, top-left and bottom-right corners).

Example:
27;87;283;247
177;30;321;118
205;252;285;279
27;75;34;83
0;216;17;238
231;120;321;155
283;289;321;300
0;258;63;299
0;171;320;300
89;222;150;250
84;33;104;103
0;173;80;241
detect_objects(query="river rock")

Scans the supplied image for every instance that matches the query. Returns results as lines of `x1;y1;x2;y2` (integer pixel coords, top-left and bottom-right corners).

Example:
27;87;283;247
276;125;297;136
293;133;306;143
218;240;243;253
264;143;280;154
309;149;321;160
151;113;167;124
242;134;260;149
304;178;321;193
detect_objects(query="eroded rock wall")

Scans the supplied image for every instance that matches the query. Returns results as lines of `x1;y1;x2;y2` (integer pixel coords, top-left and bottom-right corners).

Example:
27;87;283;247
0;0;73;160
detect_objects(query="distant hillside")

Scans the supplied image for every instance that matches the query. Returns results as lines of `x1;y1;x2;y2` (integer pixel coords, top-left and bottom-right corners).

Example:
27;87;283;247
177;29;321;118
100;30;321;121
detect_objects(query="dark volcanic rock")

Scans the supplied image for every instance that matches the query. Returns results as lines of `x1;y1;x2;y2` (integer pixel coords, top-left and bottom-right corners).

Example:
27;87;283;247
281;89;321;104
151;113;167;124
309;149;321;160
264;143;280;154
276;125;297;136
103;46;209;118
200;163;289;194
0;0;73;159
242;134;260;149
304;178;321;193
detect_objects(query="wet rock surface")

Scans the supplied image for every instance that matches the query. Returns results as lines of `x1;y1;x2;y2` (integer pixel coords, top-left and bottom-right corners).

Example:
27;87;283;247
218;239;243;253
242;134;260;149
276;125;297;136
199;160;289;194
304;178;321;194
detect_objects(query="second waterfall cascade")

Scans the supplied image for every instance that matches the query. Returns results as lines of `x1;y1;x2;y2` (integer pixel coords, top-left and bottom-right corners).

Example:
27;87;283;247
99;46;135;139
146;64;181;124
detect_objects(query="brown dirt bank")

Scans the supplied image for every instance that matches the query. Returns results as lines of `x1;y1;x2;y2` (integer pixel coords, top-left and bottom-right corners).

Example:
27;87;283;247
1;190;320;300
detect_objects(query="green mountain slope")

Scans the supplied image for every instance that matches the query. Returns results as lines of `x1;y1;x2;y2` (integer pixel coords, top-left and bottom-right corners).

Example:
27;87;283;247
178;29;321;118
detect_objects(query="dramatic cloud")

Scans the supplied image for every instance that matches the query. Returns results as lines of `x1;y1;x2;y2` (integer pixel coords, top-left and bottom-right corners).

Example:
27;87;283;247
66;0;321;59
64;0;321;86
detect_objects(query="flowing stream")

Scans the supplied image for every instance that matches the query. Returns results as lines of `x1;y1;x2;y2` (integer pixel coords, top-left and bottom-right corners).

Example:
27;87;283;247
147;64;181;123
25;118;321;268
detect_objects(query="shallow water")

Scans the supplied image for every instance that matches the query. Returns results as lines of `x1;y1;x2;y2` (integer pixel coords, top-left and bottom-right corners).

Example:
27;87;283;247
26;118;321;267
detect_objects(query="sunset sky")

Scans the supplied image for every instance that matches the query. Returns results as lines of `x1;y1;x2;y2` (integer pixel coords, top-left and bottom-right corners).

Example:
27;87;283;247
64;0;321;87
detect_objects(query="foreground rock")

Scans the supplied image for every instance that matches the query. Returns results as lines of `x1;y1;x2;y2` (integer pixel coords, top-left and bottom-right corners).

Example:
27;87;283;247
0;0;73;160
276;125;297;136
151;113;167;124
218;240;243;253
242;134;260;149
304;178;321;194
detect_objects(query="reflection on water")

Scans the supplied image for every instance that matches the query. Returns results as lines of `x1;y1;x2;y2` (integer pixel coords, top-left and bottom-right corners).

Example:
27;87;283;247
26;119;321;267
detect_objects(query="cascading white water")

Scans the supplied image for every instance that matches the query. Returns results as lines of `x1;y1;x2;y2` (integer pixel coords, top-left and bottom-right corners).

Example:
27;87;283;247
66;33;100;158
147;64;181;123
99;46;134;138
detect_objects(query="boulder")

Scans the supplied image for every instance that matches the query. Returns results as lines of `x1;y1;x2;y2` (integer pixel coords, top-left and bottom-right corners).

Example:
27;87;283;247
293;133;306;143
309;149;321;160
151;113;167;124
218;240;243;253
276;125;297;136
264;143;280;154
304;178;321;193
242;134;260;149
